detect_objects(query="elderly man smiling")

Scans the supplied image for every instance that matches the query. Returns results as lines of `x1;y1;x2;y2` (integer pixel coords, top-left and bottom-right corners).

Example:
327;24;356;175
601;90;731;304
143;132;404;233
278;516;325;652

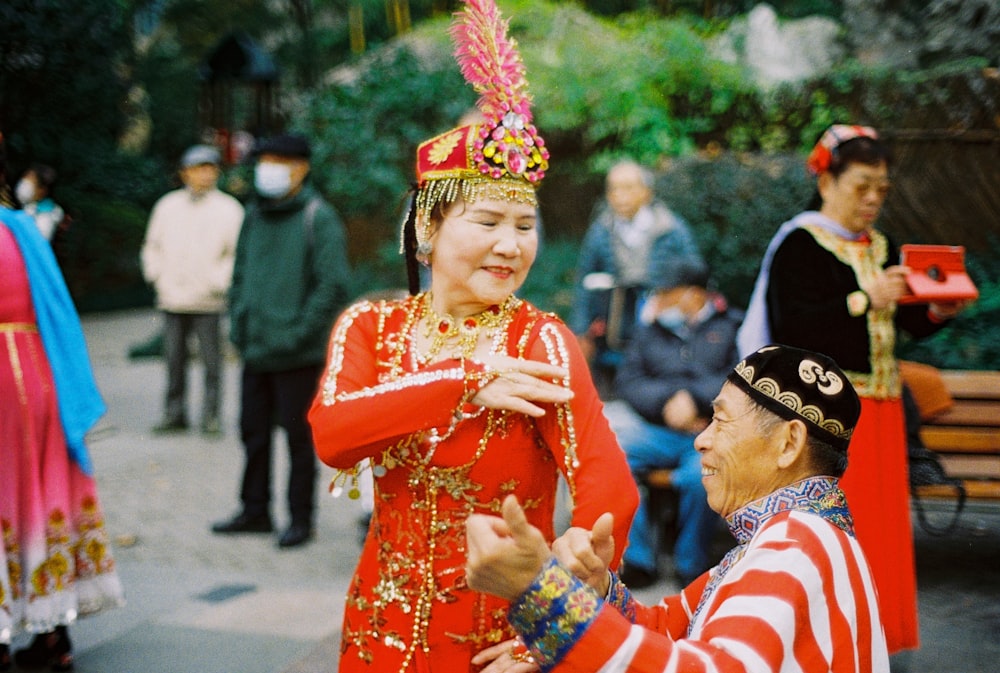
466;344;889;673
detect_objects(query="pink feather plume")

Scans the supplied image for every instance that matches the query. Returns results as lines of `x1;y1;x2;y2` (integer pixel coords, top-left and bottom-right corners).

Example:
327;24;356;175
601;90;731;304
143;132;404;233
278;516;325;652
450;0;532;123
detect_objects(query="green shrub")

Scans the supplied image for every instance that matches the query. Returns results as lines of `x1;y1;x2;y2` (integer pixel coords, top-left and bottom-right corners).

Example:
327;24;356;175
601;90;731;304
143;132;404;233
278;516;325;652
48;147;167;311
54;194;155;312
655;152;813;308
300;33;472;225
519;238;581;318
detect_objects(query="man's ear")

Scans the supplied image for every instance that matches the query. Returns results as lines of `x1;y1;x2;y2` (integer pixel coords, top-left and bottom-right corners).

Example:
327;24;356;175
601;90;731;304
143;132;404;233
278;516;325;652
775;419;808;469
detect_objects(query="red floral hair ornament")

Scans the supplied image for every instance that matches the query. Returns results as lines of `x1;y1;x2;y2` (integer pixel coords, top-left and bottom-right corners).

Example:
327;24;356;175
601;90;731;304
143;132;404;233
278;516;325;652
805;124;879;176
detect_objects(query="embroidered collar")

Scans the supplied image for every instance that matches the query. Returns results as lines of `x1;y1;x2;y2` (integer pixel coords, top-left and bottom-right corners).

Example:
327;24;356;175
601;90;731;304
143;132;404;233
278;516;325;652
690;476;853;635
727;475;854;543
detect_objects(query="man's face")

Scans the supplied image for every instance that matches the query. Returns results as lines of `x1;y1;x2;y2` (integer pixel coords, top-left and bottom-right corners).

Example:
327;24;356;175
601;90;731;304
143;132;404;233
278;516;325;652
256;153;310;198
645;285;699;321
605;165;652;220
694;382;787;517
180;163;220;196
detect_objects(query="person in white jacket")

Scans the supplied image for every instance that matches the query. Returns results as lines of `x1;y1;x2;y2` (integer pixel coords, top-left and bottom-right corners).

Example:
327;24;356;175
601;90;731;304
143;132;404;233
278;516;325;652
141;144;244;436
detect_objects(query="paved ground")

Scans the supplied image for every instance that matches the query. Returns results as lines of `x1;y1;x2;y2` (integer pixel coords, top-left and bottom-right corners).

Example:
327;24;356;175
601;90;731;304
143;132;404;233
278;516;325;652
8;308;998;672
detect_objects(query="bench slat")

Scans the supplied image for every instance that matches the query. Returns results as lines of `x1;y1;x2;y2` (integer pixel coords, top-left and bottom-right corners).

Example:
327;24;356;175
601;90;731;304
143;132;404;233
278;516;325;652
915;480;1000;500
928;401;1000;426
938;371;1000;401
921;427;1000;454
938;454;1000;480
645;469;674;489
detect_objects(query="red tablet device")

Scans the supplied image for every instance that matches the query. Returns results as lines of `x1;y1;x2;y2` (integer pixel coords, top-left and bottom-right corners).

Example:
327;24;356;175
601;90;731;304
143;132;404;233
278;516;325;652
898;244;979;305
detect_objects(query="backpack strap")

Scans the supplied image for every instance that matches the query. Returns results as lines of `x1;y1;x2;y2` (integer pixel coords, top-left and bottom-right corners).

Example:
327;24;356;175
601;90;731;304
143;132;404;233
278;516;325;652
304;197;321;249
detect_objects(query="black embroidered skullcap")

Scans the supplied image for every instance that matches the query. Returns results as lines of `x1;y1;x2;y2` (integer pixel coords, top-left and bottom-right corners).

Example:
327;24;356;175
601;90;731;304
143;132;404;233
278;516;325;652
727;344;860;452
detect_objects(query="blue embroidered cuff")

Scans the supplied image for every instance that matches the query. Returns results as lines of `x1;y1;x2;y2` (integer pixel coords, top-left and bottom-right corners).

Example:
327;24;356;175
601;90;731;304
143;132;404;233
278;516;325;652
508;558;601;672
606;571;637;622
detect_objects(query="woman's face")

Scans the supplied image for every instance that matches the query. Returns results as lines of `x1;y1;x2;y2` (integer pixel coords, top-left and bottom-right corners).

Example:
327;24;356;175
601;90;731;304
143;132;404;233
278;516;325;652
428;197;538;314
818;161;890;233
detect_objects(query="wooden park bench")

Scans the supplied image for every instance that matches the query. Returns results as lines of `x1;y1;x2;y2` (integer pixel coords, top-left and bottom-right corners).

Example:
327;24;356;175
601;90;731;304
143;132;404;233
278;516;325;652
913;369;1000;502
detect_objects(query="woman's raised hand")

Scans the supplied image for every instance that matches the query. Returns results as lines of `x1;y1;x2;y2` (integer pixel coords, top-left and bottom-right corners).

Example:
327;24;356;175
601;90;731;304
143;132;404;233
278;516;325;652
473;354;573;417
862;264;911;310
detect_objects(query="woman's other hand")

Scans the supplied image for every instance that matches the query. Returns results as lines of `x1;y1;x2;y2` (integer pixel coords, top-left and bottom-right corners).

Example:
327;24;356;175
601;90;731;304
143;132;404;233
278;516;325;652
471;639;539;673
473;355;573;417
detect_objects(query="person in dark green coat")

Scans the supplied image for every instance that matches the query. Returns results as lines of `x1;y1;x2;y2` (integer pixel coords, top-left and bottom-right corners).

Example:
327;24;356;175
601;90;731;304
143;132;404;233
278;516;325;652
213;133;353;548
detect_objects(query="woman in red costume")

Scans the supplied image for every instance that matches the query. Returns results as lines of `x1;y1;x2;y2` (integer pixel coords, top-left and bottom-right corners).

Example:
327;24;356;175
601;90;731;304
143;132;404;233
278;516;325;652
308;1;638;671
1;204;124;671
738;125;967;655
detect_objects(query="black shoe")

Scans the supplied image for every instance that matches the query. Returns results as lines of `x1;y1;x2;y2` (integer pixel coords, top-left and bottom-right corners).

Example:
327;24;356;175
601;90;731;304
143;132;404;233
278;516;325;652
1;642;10;672
14;625;73;671
277;523;314;548
619;563;659;589
152;418;188;434
211;512;273;534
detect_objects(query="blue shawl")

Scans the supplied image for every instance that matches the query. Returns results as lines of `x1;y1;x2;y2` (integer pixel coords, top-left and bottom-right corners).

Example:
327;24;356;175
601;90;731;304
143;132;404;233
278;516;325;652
1;206;104;474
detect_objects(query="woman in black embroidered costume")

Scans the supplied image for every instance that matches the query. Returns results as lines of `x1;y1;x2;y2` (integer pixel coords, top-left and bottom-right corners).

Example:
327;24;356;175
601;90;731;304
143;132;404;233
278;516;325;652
738;124;968;655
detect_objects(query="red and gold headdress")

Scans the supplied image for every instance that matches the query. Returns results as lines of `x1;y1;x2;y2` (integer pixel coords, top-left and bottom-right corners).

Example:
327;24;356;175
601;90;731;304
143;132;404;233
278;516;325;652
805;124;879;176
413;0;548;220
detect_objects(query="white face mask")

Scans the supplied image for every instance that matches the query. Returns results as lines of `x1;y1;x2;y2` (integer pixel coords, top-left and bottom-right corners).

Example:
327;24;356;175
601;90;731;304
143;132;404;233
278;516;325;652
15;179;36;205
254;162;292;199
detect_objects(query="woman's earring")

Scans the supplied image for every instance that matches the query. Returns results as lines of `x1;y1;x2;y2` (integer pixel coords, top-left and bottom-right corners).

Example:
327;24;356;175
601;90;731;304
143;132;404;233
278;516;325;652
416;241;433;264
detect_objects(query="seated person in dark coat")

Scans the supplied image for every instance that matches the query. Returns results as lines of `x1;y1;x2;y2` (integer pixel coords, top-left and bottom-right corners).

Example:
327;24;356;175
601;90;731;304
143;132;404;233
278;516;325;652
604;258;743;587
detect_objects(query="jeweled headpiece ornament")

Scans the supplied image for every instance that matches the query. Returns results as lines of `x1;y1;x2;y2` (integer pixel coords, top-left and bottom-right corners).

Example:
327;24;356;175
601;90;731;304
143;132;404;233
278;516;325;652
402;0;549;291
418;0;548;202
805;124;879;176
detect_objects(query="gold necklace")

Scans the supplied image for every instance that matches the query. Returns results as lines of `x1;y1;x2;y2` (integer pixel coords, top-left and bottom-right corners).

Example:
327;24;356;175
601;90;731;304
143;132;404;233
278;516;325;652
420;293;515;362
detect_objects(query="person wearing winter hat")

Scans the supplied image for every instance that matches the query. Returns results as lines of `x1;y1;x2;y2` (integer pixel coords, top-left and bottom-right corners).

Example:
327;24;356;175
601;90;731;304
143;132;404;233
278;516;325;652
604;256;743;588
211;132;352;549
141;144;244;437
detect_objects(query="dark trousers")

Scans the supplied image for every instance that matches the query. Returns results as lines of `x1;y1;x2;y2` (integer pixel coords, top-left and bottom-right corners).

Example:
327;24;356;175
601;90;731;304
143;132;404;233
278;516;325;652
163;311;222;425
238;364;321;527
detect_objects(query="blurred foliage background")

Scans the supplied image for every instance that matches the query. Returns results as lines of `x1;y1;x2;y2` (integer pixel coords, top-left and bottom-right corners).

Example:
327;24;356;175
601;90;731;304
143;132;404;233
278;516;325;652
1;0;997;367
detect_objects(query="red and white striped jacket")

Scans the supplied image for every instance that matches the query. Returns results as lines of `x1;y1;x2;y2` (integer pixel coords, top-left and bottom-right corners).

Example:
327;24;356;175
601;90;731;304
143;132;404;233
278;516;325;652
510;478;890;673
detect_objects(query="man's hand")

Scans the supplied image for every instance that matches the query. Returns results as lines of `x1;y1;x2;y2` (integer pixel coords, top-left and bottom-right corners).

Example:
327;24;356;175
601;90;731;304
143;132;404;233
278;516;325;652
662;390;706;434
551;512;615;595
466;496;551;601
